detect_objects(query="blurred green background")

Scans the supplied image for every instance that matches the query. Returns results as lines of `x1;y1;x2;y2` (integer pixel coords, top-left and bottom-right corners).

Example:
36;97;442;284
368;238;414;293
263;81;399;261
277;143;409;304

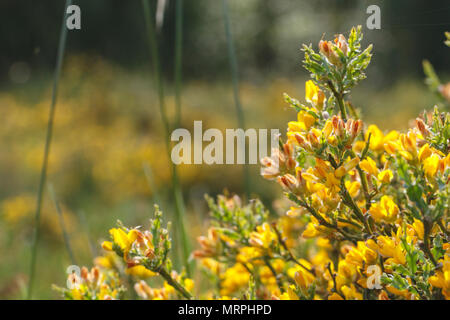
0;0;449;298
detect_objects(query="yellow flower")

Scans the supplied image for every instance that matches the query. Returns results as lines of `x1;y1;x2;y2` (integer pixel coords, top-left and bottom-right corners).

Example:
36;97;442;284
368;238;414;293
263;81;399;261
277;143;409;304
201;258;221;274
298;111;316;130
365;125;399;153
335;157;360;178
220;264;250;296
317;238;332;249
423;154;440;178
399;131;418;160
63;266;121;300
418;143;432;162
278;285;299;300
311;249;331;267
428;255;450;299
328;292;344;300
411;219;424;240
294;268;315;291
109;228;140;253
371;234;406;267
125;265;156;278
377;169;393;183
369;196;399;223
345;241;378;268
345;180;361;198
341;284;363;300
184;278;195;293
322;120;333;138
236;246;263;265
305;80;325;110
288;121;305;132
386;284;415;300
94;254;116;269
249;223;277;249
359;157;378;176
288;110;316;133
334;259;358;289
353;140;366;154
102;241;113;251
384;140;401;155
302;216;330;238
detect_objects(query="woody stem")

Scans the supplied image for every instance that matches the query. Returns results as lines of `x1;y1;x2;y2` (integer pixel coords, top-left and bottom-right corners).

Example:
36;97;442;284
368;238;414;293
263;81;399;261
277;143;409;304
423;220;438;267
287;193;362;242
263;256;284;290
340;182;373;234
326;263;345;299
327;80;347;121
437;219;450;237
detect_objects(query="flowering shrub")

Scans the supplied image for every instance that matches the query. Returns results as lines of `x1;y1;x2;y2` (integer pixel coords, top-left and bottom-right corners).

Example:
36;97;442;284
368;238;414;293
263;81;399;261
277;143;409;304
56;26;449;300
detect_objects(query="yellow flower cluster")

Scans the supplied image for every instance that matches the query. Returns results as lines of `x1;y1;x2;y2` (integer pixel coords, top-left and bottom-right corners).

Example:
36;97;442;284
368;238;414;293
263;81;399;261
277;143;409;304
56;27;449;301
192;28;449;300
55;266;123;300
134;272;194;300
257;76;449;299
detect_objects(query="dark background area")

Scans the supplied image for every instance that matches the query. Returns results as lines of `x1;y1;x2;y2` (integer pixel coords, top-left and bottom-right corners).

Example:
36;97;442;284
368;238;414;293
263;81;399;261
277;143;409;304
1;0;449;85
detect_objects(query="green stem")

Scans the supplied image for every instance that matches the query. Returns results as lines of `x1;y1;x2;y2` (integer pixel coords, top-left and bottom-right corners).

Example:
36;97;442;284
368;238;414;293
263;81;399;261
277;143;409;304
437;219;450;237
158;267;193;299
356;165;371;210
263;256;284;290
423;218;438;266
340;182;372;234
326;263;345;300
222;0;250;199
287;193;361;242
348;149;371;210
141;0;191;276
336;217;363;230
327;80;347;120
27;0;72;300
174;0;183;127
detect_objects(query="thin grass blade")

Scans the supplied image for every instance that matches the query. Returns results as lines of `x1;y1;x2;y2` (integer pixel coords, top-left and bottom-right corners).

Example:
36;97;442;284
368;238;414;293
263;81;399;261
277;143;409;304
222;0;251;198
141;0;192;275
27;0;72;299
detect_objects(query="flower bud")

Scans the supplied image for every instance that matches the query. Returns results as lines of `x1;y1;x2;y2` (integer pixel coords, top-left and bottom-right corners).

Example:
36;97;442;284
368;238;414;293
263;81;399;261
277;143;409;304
81;266;89;280
352;120;363;139
334;34;348;55
415;118;430;137
278;174;300;194
319;40;341;66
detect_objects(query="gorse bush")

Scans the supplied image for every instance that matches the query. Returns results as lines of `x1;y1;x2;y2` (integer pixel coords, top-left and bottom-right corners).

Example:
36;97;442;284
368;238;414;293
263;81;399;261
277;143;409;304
56;26;450;300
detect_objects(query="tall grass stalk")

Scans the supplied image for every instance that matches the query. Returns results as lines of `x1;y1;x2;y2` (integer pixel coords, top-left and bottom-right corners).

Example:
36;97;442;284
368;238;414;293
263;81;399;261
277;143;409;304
174;0;183;127
141;0;192;275
27;0;72;299
48;183;76;265
222;0;250;198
